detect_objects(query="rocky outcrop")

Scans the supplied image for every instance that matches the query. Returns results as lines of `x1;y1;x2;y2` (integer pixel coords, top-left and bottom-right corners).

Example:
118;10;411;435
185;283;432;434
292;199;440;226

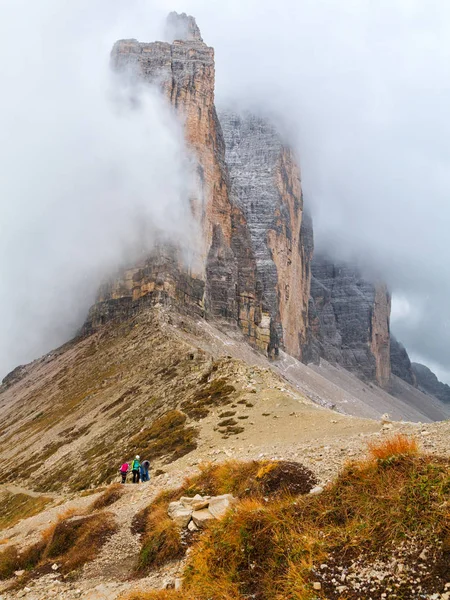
219;112;312;359
389;338;450;407
83;245;206;333
412;363;450;404
390;337;416;386
307;255;391;387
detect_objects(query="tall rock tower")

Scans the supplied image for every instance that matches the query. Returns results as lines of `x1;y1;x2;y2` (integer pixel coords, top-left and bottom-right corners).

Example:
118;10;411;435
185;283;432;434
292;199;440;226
85;13;314;357
84;13;394;388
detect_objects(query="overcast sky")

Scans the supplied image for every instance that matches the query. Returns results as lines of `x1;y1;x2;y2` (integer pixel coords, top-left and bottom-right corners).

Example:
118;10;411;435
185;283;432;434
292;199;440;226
1;1;449;383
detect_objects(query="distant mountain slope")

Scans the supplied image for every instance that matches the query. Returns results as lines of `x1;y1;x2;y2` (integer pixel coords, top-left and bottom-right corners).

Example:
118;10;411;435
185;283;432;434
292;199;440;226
412;362;450;404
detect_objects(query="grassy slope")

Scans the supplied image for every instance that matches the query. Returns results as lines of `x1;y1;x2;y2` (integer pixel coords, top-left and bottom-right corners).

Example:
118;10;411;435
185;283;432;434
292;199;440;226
0;310;266;493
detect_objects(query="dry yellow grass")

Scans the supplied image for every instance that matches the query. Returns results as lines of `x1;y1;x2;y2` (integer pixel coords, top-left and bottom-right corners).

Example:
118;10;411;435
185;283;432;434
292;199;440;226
0;492;52;530
0;510;117;581
368;432;419;460
137;507;184;572
121;592;187;600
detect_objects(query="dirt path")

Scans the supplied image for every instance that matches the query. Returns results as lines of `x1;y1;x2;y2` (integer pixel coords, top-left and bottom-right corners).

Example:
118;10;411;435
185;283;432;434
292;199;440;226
83;472;193;582
1;483;59;499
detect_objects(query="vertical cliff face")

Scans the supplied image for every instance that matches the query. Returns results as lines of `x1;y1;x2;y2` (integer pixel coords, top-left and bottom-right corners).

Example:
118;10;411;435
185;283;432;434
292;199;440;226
219;112;312;359
307;255;391;387
111;18;231;266
370;284;391;388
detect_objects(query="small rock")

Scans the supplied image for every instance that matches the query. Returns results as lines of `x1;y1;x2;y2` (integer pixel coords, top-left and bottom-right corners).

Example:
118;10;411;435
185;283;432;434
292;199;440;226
313;582;321;590
188;519;198;532
168;502;193;528
309;486;324;496
51;563;59;571
14;570;25;577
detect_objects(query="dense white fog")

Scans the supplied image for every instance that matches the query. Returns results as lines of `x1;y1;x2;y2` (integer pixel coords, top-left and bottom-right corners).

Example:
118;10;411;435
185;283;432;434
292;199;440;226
0;0;195;375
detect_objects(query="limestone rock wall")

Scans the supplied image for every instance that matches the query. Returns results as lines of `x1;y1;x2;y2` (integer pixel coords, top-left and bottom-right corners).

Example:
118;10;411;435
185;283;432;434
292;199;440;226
307;255;391;387
219;112;312;359
111;32;231;266
390;339;450;404
83;245;205;333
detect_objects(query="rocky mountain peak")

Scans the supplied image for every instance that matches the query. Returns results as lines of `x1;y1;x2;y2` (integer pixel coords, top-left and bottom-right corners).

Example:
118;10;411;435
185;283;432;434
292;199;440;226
165;11;203;43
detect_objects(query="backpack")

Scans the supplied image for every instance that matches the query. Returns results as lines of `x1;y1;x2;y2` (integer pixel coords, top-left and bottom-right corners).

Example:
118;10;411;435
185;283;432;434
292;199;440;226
120;463;129;473
132;459;140;470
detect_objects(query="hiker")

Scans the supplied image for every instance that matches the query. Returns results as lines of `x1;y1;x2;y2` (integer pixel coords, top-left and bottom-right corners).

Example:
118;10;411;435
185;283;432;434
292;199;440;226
119;462;129;484
140;459;150;482
132;455;141;483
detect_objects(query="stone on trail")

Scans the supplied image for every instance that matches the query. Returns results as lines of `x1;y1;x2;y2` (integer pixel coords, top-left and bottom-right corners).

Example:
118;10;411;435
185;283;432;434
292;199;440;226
179;494;203;506
309;485;324;496
175;577;183;591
